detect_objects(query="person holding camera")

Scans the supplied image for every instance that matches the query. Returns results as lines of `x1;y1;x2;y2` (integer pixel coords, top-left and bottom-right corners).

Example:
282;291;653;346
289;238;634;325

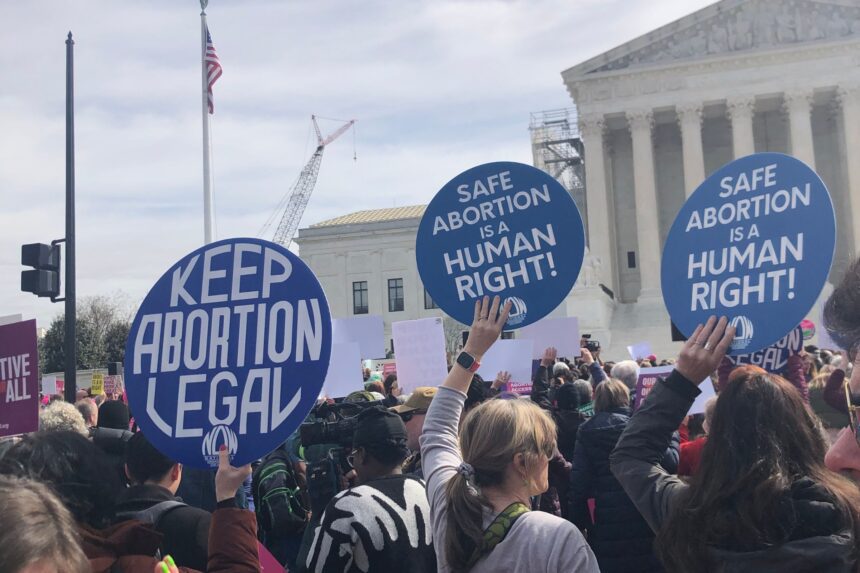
421;296;599;573
304;406;436;573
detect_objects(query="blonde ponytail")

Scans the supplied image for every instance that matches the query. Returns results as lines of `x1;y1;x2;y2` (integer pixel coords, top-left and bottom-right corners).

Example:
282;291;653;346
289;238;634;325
444;399;556;572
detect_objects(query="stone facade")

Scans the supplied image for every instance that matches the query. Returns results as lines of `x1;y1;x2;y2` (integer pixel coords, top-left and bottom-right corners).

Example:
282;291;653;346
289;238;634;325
561;0;860;357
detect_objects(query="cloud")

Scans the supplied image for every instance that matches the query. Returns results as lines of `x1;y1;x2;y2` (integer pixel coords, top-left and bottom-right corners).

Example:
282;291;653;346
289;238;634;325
0;0;713;327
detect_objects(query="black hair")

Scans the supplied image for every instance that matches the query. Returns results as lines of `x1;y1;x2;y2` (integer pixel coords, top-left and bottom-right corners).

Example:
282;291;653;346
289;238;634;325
125;431;176;484
383;374;398;395
464;374;489;411
556;382;585;411
824;257;860;355
0;431;120;528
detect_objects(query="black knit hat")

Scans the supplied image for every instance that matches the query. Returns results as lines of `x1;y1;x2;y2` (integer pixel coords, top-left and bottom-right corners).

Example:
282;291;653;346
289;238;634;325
98;400;130;430
352;406;407;449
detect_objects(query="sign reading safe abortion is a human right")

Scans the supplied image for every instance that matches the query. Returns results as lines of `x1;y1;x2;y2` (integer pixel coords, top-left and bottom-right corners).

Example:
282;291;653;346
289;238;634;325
662;153;835;355
125;238;332;469
417;162;585;329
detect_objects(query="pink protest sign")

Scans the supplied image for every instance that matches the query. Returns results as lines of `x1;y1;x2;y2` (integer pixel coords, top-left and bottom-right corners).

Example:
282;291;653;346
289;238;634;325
258;542;286;573
0;319;40;437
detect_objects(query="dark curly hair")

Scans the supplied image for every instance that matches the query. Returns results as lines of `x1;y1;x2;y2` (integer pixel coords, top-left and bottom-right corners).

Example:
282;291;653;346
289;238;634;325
0;430;121;528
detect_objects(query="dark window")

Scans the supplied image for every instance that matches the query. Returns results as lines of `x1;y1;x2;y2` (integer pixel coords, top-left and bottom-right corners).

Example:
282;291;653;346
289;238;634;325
352;281;368;314
627;251;636;269
388;278;404;312
424;289;439;310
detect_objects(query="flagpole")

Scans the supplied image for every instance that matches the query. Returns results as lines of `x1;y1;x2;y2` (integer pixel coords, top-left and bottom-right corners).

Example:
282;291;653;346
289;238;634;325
200;0;214;244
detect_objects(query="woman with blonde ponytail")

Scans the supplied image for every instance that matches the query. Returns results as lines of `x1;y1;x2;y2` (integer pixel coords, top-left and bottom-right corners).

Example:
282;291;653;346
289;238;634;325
421;296;599;573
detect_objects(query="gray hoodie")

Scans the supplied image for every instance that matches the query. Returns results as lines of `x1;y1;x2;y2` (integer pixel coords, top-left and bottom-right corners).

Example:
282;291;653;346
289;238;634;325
610;371;857;573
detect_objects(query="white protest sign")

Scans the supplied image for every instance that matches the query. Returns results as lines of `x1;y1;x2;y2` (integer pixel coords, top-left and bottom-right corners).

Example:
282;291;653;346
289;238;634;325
517;317;580;359
477;339;534;388
392;317;448;394
332;315;386;359
323;342;364;398
627;342;653;361
690;378;717;415
41;375;57;395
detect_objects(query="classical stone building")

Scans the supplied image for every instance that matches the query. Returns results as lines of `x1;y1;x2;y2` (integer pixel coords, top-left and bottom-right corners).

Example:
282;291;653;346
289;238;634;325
294;206;442;351
559;0;860;356
299;0;860;358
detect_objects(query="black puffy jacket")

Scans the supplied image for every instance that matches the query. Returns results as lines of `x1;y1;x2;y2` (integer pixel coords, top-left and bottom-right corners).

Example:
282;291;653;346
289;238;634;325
570;407;679;573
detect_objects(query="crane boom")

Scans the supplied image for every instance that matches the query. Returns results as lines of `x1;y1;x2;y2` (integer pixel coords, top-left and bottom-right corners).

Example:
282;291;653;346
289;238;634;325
271;115;355;248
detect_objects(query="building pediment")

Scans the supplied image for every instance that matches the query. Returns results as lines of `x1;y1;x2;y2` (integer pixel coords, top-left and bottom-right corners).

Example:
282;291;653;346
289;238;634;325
564;0;860;79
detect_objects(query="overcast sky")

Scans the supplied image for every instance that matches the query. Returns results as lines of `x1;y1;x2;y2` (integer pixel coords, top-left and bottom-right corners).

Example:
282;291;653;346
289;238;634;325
0;0;715;327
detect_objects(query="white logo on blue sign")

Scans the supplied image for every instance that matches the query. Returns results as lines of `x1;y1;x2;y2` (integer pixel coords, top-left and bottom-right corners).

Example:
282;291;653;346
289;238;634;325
662;153;835;355
416;162;585;329
124;238;332;469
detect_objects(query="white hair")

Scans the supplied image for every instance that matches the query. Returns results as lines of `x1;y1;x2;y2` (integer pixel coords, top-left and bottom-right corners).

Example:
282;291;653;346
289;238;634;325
552;362;571;376
39;402;89;436
610;360;640;391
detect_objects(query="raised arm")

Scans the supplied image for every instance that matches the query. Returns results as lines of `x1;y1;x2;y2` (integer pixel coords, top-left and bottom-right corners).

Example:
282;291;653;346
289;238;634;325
531;347;557;410
610;316;734;532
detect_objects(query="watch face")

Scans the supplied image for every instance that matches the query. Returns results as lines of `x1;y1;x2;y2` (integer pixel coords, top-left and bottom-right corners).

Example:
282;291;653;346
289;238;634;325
457;352;475;369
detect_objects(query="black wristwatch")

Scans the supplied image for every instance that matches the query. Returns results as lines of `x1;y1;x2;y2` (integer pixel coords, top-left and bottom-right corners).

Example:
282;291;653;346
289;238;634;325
456;351;481;373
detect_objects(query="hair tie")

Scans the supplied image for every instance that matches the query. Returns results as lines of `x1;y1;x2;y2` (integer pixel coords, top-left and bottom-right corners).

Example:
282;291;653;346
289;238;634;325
457;462;475;480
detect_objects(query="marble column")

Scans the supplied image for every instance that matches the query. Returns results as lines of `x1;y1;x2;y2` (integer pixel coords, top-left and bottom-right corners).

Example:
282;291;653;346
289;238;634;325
784;88;816;169
837;86;860;255
677;102;705;196
579;113;613;290
626;109;661;298
726;95;756;158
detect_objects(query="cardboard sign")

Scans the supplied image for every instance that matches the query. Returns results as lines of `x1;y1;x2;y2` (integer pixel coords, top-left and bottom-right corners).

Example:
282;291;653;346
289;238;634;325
332;315;385;359
41;375;58;396
322;342;363;398
0;319;39;437
727;325;803;373
633;366;674;411
124;238;332;469
627;342;653;361
517;317;580;359
391;317;448;394
662;153;835;355
91;372;105;395
477;339;534;391
416;162;585;329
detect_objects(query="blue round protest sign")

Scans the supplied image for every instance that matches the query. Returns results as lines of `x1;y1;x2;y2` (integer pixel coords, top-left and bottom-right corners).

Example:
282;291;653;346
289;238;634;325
662;153;835;355
416;161;585;329
124;238;331;469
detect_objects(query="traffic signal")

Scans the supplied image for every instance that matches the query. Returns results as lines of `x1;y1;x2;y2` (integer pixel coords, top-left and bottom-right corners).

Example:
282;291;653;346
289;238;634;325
21;243;61;298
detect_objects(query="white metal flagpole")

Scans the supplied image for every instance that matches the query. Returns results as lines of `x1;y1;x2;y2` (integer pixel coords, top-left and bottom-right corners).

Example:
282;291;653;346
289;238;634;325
201;0;215;244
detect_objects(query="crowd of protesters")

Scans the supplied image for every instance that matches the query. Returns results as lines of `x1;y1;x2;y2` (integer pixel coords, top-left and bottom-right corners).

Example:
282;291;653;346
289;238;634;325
2;257;860;573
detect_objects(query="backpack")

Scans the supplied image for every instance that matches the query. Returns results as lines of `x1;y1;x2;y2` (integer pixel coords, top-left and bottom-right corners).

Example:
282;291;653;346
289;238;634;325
114;500;188;561
252;447;309;539
465;502;530;568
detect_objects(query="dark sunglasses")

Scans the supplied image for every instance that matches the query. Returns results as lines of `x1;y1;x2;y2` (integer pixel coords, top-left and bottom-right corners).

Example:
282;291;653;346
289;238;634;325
399;409;427;423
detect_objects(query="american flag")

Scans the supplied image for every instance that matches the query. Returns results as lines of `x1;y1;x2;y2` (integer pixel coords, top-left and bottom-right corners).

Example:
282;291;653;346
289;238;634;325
205;26;222;114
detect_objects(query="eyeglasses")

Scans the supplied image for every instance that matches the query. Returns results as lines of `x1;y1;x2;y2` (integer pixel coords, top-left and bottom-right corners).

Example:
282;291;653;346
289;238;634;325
846;382;860;446
399;409;427;423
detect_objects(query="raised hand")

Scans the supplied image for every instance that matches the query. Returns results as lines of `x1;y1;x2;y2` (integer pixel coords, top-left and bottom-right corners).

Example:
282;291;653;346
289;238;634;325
463;296;512;360
541;347;558;367
676;316;735;385
215;444;252;503
493;371;512;389
580;347;594;366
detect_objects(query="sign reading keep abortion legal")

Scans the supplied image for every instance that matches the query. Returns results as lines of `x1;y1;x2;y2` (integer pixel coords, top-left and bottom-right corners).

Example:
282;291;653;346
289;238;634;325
662;153;835;355
125;238;332;469
417;162;585;329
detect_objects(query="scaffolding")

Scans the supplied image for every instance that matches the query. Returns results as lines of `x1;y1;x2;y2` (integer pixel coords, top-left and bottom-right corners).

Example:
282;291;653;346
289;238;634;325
529;107;587;237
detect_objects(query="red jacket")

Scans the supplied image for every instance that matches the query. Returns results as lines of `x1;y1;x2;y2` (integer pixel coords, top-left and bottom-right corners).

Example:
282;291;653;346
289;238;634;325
80;506;259;573
678;436;707;476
